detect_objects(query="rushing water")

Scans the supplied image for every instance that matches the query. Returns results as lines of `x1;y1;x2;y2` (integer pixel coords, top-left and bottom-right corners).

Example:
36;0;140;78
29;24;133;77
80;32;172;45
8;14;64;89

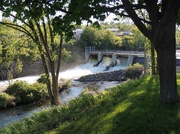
0;59;127;128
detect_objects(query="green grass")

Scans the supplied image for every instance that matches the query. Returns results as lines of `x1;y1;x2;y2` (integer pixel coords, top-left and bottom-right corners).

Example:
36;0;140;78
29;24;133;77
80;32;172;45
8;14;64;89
1;75;180;134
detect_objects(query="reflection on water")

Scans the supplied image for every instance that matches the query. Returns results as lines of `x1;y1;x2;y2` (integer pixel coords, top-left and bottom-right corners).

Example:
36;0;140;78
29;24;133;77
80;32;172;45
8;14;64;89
0;61;125;128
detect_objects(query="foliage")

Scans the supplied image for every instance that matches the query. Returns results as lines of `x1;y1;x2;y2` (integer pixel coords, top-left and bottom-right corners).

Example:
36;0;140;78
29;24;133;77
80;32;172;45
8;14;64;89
0;22;38;80
0;93;15;108
5;81;48;105
123;63;144;79
79;26;122;50
37;74;49;84
58;79;71;92
61;48;72;62
0;0;77;105
78;24;146;51
30;82;48;101
176;29;180;48
3;76;180;133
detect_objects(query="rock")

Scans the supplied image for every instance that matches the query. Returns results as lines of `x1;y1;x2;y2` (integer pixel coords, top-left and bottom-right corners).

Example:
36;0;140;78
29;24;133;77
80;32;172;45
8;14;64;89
76;70;124;82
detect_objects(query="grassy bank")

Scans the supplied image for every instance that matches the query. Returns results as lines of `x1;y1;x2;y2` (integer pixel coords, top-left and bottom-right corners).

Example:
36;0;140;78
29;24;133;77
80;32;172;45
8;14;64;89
1;75;180;134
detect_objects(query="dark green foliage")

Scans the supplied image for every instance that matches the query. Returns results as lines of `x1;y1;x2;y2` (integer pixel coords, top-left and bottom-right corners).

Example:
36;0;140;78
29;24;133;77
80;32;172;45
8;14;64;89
37;74;49;84
5;81;29;104
29;82;48;101
123;63;144;79
5;81;48;105
0;93;15;108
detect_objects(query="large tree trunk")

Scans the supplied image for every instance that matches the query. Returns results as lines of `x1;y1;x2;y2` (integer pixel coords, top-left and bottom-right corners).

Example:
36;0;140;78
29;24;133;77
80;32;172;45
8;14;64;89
50;57;61;105
51;74;60;105
52;80;60;105
155;21;179;104
150;42;156;75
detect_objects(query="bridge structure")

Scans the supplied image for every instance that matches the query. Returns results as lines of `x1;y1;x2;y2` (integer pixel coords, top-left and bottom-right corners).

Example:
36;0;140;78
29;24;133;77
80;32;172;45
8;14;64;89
85;47;148;68
84;47;180;72
88;50;145;66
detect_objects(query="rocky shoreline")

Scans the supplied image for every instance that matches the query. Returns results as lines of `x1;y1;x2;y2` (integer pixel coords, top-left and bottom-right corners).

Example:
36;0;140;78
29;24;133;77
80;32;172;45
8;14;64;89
76;70;125;82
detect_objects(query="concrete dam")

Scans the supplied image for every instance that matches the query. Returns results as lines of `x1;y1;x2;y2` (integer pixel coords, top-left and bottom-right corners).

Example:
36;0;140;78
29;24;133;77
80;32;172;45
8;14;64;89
85;47;180;72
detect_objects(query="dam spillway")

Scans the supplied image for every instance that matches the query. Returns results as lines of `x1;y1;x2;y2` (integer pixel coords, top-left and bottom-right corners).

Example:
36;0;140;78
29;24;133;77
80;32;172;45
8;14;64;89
85;50;147;67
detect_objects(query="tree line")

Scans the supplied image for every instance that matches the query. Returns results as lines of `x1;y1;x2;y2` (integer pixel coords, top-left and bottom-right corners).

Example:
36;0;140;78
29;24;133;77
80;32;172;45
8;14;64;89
77;24;146;51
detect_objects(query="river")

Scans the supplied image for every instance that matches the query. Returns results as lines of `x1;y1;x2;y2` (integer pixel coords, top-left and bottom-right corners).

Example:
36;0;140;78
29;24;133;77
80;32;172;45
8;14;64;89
0;59;127;128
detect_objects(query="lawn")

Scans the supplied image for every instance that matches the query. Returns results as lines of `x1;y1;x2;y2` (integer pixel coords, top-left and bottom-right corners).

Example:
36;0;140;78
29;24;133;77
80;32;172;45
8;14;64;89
1;75;180;134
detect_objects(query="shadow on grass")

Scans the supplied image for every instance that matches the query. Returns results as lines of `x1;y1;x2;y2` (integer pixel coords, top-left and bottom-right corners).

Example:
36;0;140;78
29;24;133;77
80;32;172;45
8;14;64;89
109;76;180;134
57;76;180;134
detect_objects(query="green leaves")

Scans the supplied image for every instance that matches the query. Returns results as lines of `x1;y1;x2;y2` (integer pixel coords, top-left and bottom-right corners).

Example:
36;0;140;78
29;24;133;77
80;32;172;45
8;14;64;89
0;21;39;79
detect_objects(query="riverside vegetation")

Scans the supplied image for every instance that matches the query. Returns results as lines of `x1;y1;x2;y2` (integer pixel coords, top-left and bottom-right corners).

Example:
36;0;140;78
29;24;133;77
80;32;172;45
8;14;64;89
0;74;71;109
0;64;142;109
1;73;180;133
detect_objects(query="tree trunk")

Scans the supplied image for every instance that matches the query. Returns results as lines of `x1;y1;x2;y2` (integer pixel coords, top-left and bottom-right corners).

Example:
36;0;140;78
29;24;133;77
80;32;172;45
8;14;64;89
50;59;60;105
52;79;60;105
155;21;179;104
40;54;54;105
150;42;156;75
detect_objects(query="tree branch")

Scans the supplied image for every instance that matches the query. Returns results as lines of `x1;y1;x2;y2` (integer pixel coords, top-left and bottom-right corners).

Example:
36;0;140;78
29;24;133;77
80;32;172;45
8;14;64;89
56;35;63;80
145;0;159;31
121;0;152;40
0;21;36;42
117;12;151;25
107;4;147;13
35;22;52;61
1;11;32;28
33;0;72;14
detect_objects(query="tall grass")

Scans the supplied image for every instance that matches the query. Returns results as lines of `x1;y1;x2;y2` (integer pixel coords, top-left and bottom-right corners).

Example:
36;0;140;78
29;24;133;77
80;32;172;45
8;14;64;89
1;75;180;134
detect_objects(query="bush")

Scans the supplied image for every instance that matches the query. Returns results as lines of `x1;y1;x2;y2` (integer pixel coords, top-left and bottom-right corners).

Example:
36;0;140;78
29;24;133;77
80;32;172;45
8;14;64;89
29;82;48;101
5;81;29;104
58;79;71;92
37;74;49;84
5;81;48;105
0;93;15;108
123;63;144;79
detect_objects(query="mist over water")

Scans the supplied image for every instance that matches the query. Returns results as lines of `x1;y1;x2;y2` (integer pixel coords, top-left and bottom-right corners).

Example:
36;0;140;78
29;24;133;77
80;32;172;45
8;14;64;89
59;60;126;80
0;58;126;87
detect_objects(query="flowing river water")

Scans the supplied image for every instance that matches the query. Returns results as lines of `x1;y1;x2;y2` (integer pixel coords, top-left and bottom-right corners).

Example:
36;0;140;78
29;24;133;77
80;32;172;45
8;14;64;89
0;59;127;128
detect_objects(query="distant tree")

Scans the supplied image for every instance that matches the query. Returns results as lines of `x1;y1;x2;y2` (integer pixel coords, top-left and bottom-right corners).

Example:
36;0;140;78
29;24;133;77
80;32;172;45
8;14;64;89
177;28;180;48
0;21;37;81
118;22;132;31
79;26;122;50
80;27;99;48
120;36;133;50
130;25;146;50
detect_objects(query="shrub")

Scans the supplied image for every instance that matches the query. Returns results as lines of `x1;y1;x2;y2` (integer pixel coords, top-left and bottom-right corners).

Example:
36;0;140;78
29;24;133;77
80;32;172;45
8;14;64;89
5;81;30;104
37;74;49;84
0;93;15;108
5;81;48;105
29;82;48;101
58;79;71;92
122;63;144;79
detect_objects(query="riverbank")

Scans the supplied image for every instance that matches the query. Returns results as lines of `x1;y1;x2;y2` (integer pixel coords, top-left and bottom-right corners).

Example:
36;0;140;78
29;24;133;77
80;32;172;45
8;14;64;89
76;63;143;82
2;75;180;133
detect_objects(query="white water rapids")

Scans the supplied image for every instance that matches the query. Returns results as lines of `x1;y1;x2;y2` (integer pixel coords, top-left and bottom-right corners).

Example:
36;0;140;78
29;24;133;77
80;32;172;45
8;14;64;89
0;60;127;128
